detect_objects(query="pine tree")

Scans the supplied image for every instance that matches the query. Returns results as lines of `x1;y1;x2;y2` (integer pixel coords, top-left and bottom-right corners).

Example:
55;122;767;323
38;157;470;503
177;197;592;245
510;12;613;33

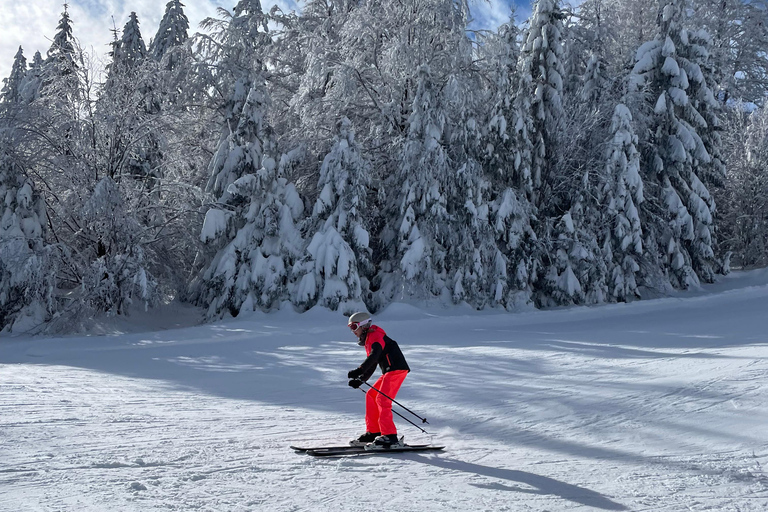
382;63;493;306
100;12;161;184
196;74;304;317
601;104;644;300
113;13;147;72
519;0;567;198
150;0;190;68
576;0;614;107
42;3;80;99
479;12;538;308
293;118;372;311
1;47;27;109
201;0;272;200
0;147;56;332
443;74;497;308
489;187;537;308
629;0;720;288
20;51;44;103
517;0;602;307
485;12;527;191
206;68;273;203
386;65;452;300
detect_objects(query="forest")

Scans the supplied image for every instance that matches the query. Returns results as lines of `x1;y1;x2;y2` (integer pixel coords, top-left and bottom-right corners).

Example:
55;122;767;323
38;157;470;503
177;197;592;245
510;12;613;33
1;0;767;333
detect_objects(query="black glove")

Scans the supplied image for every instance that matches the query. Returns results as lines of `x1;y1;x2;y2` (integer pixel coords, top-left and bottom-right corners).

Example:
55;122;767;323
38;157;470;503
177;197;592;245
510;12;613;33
348;368;363;379
348;378;362;389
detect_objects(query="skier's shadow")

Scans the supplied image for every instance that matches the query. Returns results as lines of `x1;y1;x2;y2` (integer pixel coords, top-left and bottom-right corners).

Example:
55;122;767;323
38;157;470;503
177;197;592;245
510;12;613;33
407;455;628;511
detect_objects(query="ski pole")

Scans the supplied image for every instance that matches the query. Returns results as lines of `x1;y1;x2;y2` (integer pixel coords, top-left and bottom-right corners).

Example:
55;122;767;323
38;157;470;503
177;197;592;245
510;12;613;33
361;382;429;424
357;388;430;435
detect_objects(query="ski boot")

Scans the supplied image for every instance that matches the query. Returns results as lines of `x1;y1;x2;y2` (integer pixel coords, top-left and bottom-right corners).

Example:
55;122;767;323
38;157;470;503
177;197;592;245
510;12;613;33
350;432;380;447
365;434;404;450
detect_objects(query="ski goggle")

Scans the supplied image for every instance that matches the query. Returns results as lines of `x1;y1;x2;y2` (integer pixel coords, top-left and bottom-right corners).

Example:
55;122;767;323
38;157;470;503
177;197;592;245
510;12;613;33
348;321;368;331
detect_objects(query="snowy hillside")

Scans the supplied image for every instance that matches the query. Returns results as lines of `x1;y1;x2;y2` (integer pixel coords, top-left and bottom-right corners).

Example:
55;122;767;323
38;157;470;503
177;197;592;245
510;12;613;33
2;268;768;511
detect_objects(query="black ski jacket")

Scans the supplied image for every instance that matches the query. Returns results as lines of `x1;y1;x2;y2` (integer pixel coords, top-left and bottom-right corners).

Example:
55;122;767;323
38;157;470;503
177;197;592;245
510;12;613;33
355;325;410;381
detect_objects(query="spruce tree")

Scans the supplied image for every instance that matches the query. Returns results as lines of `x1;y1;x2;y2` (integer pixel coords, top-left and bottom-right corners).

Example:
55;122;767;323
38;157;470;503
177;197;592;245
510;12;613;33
20;51;44;103
196;75;304;317
1;47;27;109
601;104;644;301
387;65;452;300
518;0;567;198
629;0;720;288
202;0;272;200
114;13;147;72
150;0;190;68
481;11;539;308
293;118;372;311
0;147;56;332
42;3;79;99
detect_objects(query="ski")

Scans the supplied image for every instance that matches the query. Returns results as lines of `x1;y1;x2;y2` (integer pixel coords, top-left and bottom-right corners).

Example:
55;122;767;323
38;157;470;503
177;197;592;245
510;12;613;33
290;445;365;453
291;444;444;457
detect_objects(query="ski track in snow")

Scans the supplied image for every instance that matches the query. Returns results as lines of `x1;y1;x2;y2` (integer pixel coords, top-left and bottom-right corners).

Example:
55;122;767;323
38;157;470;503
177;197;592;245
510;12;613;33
2;270;768;511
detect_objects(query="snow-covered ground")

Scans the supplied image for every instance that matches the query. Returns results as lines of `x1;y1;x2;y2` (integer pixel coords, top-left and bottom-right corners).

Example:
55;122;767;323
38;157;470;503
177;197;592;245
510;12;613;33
2;269;768;511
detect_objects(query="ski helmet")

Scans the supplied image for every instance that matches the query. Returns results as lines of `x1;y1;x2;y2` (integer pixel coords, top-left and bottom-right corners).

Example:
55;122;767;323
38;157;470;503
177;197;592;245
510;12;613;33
347;312;371;329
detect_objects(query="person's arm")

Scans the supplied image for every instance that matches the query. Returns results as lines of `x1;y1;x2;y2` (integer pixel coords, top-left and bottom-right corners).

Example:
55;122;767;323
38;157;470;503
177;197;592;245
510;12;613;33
349;342;382;381
358;343;382;381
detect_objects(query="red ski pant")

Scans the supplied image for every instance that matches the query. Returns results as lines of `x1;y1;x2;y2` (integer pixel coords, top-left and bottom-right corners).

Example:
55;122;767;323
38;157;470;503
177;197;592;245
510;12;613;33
365;370;408;436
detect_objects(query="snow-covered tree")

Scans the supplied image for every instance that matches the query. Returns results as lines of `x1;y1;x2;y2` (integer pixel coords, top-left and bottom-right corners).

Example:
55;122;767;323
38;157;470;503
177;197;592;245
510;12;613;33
484;12;528;190
200;0;273;200
601;0;659;72
150;0;190;69
381;64;493;306
1;47;27;109
20;51;44;104
385;65;453;300
575;0;616;107
517;0;567;198
293;118;372;311
518;0;604;307
685;27;726;191
197;162;304;317
101;12;161;182
206;68;273;203
196;73;304;317
111;13;147;75
489;187;537;308
0;147;56;332
691;0;768;106
75;177;158;317
41;4;80;101
718;103;768;269
629;0;720;288
601;104;644;301
541;205;599;306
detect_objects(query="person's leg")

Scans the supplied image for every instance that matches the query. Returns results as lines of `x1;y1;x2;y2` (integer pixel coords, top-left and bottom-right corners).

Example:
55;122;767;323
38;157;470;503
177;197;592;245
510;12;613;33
375;370;408;436
365;374;386;433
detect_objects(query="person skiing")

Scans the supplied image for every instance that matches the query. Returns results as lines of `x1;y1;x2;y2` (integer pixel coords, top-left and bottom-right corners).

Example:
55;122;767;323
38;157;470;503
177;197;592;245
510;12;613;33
346;312;410;448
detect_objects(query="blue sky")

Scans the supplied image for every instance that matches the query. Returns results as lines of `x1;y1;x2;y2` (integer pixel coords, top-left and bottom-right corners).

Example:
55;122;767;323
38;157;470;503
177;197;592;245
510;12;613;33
0;0;539;82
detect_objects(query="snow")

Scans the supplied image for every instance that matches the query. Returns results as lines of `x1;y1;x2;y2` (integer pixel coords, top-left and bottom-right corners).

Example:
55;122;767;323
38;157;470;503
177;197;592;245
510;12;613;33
2;269;768;511
200;209;231;243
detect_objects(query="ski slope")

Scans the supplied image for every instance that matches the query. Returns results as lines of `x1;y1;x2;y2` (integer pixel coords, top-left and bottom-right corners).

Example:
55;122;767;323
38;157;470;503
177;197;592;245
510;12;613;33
2;269;768;511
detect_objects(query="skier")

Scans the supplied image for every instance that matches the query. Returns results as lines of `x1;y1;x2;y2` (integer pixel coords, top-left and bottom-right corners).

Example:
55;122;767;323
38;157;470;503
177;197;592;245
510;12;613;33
346;312;410;448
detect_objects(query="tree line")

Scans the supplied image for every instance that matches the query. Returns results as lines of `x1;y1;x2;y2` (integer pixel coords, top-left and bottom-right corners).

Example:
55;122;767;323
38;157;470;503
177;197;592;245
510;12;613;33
1;0;767;333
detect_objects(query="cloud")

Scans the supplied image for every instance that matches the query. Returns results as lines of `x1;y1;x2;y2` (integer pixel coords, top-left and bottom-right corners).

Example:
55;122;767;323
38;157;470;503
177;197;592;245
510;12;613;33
470;0;531;30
